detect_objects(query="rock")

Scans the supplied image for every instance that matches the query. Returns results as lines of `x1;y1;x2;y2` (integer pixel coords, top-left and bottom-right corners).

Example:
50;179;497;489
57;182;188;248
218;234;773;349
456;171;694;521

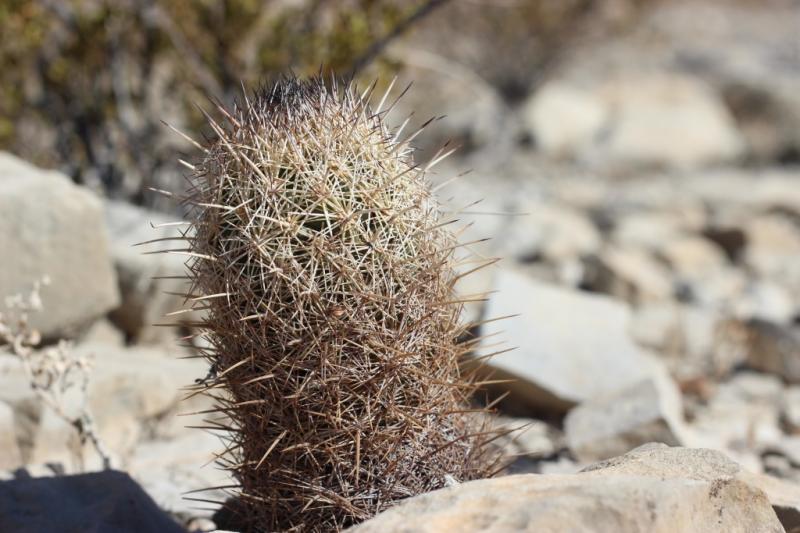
0;470;185;532
583;444;797;531
736;279;796;323
688;371;784;453
763;454;798;484
721;319;800;383
703;225;747;262
80;318;126;347
105;200;194;344
491;416;562;461
565;372;687;461
591;74;744;169
770;437;800;470
352;446;783;533
583;246;674;304
500;202;601;263
0;152;120;338
0;402;22;471
128;431;231;518
682;266;747;309
629;302;724;381
658;236;728;280
537;456;582;475
685;169;800;216
739;471;800;532
629;302;683;352
523;81;608;158
523;75;744;169
0;354;41;464
579;443;740;480
611;212;687;250
654;1;800;163
744;213;800;294
479;268;664;413
783;386;800;434
0;353;36;413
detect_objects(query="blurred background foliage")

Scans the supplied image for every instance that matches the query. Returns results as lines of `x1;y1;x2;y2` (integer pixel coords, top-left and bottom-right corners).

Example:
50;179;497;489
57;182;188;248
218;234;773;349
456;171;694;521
0;0;649;207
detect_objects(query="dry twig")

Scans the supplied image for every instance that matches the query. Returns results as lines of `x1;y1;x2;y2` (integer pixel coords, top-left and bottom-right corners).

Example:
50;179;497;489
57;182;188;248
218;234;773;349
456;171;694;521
0;278;111;471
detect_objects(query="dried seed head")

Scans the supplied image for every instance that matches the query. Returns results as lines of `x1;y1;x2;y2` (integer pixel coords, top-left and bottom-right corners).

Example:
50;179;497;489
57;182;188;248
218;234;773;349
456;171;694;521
181;76;501;532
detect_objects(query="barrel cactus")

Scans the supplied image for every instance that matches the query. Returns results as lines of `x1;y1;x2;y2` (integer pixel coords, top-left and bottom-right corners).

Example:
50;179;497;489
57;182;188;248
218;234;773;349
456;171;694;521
176;76;500;531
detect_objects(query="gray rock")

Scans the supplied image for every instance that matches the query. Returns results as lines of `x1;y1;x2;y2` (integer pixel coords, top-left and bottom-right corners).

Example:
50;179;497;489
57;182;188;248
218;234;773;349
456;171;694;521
582;443;800;532
0;354;36;413
491;416;562;461
782;386;800;434
352;446;783;533
565;372;687;461
0;402;22;471
629;302;723;381
500;202;601;263
744;213;800;296
611;212;688;251
738;471;800;532
735;280;795;324
0;354;41;465
105;200;194;344
579;443;741;480
0;470;185;532
590;74;744;169
524;75;744;170
685;169;800;216
479;268;664;413
80;318;126;347
658;236;728;280
523;81;608;158
128;431;231;518
771;436;800;469
721;319;800;383
688;371;784;453
0;152;120;338
684;266;748;309
583;246;674;304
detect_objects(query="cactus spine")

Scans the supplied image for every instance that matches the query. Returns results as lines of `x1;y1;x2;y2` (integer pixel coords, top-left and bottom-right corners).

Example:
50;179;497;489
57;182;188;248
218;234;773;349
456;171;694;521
181;76;498;531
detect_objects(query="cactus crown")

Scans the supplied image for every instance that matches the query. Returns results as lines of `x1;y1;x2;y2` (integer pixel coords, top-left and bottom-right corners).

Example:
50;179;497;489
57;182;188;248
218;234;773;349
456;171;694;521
182;76;499;531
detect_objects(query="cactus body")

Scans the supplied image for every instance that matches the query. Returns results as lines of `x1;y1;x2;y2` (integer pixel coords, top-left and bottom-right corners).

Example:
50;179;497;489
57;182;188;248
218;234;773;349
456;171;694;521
183;77;496;531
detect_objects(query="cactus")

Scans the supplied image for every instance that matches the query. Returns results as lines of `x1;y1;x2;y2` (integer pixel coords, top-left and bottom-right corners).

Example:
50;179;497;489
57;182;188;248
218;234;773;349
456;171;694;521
177;76;500;531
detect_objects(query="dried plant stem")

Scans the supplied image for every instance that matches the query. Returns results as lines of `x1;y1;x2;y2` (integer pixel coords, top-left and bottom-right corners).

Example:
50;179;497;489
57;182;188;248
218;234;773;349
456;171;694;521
0;280;111;471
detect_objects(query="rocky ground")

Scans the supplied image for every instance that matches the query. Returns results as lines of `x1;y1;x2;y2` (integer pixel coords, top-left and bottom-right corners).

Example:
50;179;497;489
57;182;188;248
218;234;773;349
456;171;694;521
1;1;799;531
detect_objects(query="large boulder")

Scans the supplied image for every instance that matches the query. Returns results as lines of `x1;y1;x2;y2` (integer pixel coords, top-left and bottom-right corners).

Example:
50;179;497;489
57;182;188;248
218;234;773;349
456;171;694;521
0;152;119;338
478;268;664;413
352;445;784;533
